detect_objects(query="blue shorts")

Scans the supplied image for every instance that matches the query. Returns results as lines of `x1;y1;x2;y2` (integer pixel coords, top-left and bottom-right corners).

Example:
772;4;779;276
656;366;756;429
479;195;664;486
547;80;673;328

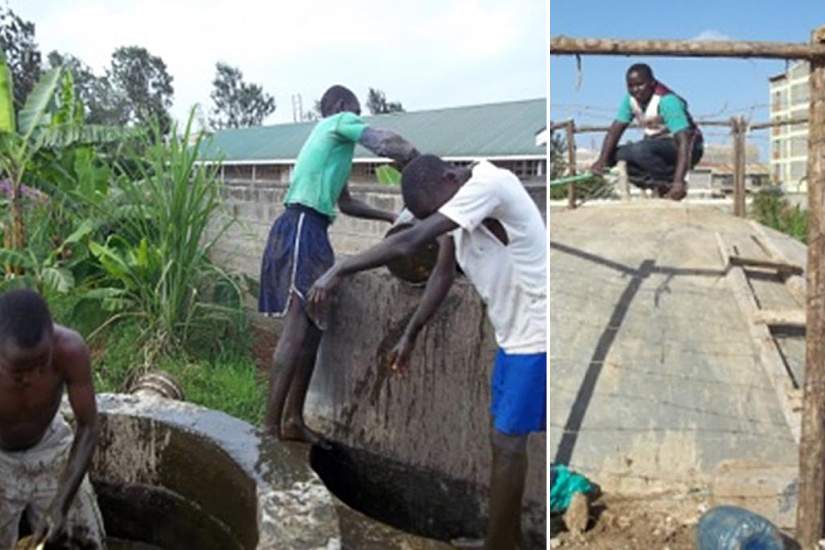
490;349;547;435
258;204;334;318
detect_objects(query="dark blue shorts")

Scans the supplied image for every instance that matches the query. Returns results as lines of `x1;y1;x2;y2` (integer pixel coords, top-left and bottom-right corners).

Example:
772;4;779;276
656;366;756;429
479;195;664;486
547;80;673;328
258;204;334;319
490;349;547;435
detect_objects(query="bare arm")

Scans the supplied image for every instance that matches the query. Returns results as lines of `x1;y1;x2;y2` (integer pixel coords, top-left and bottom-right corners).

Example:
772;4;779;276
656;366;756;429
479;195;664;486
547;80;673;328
359;127;419;168
671;130;691;184
55;332;97;515
390;235;457;374
307;213;458;309
404;235;456;339
338;184;395;222
35;329;98;543
591;120;629;174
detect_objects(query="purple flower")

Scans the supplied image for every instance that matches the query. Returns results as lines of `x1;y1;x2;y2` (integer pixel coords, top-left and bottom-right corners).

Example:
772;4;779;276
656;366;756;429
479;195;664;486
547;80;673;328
0;179;48;203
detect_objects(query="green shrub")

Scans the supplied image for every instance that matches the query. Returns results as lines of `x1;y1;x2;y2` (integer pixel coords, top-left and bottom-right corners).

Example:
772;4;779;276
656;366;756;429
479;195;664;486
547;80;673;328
87;110;244;365
751;189;808;243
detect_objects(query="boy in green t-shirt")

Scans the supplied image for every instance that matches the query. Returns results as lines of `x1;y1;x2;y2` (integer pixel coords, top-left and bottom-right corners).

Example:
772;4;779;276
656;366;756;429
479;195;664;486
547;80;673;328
259;85;418;447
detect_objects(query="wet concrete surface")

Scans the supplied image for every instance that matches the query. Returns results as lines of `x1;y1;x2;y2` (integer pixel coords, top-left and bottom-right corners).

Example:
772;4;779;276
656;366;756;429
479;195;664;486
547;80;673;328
333;497;454;550
305;270;546;547
89;394;340;549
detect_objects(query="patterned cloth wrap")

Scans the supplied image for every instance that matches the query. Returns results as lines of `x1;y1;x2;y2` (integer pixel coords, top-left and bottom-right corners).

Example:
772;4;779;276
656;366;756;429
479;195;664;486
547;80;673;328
0;413;105;549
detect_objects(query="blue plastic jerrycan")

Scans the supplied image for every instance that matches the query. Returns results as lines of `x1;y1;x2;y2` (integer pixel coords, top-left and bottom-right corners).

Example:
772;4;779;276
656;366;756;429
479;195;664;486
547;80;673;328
696;505;784;550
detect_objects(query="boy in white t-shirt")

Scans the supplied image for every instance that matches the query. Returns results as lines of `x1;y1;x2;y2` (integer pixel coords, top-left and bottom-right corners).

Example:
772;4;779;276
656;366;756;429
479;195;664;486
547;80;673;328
308;154;546;550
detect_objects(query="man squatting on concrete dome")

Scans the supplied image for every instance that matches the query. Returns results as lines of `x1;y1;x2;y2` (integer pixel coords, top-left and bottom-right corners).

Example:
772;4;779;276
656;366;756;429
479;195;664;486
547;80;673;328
0;289;106;549
258;84;419;448
590;63;704;201
307;155;547;550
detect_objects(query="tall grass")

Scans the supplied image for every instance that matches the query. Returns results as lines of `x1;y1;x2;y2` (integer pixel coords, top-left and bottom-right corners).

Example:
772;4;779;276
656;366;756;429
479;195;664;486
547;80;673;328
88;111;242;365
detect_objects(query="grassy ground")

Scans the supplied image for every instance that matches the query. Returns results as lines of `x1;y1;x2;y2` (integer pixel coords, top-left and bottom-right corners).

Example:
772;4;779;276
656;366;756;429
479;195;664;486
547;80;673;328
50;293;266;425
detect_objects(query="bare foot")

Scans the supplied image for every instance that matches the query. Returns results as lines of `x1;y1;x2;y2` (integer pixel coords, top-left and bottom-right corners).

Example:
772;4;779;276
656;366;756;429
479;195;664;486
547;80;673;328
281;419;333;450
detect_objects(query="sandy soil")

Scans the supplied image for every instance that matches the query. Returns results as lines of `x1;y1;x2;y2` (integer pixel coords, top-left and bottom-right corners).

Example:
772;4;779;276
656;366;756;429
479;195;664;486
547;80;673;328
550;492;710;550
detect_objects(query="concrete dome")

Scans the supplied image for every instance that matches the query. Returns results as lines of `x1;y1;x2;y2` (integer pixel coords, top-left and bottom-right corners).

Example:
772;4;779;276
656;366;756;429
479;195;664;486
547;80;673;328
549;202;805;527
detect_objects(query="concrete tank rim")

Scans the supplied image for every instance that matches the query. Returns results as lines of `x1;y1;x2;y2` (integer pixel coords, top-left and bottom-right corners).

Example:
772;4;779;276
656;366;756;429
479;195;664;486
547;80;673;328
95;392;342;550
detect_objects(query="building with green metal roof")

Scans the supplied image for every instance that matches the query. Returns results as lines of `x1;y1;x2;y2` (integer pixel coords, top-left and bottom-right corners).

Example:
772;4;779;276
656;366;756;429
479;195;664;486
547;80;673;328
200;98;546;184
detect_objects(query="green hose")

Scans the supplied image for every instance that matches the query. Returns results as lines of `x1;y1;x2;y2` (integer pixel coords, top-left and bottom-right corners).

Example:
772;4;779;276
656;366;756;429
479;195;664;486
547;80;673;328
549;172;598;188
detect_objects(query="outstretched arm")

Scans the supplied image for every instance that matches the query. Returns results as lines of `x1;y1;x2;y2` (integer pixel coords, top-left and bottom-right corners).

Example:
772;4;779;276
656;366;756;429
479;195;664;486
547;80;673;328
307;213;458;310
338;184;396;222
590;120;628;175
359;127;419;168
34;330;98;544
390;235;456;374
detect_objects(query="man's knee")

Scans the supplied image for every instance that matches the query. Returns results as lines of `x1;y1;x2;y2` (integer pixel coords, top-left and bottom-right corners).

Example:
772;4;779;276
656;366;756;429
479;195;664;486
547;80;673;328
615;141;649;164
490;429;528;457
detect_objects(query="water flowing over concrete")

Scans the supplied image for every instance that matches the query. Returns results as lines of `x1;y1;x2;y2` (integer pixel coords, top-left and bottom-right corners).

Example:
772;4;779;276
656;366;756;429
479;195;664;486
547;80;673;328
89;394;341;549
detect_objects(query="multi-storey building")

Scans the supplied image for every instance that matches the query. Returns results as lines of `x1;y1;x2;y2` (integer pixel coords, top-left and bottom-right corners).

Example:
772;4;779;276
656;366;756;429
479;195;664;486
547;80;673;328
769;62;810;192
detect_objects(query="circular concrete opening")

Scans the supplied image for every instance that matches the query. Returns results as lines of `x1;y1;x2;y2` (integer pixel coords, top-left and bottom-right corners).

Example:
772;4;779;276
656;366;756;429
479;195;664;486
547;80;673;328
89;394;340;549
310;443;486;542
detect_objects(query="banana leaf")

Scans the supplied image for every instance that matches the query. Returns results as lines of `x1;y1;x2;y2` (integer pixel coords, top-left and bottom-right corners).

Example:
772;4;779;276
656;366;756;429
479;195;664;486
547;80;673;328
18;67;62;140
0;49;15;134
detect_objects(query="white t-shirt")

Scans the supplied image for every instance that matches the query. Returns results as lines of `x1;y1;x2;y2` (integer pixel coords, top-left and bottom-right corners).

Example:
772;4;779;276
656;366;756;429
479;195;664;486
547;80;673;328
439;161;547;354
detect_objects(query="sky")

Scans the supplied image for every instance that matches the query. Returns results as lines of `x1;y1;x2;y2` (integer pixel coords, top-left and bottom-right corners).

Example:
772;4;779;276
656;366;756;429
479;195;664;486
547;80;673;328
550;0;825;158
10;0;546;126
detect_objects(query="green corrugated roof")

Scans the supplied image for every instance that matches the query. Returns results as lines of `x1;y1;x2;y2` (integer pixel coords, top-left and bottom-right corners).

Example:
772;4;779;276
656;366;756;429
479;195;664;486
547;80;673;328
200;98;545;162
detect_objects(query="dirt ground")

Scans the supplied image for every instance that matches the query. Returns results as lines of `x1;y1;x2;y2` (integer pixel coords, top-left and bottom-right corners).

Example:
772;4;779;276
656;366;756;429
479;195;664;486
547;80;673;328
550;492;804;550
550;492;710;550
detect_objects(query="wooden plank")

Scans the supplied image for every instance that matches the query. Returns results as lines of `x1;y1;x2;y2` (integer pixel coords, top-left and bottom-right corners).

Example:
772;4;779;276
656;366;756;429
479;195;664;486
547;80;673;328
550;35;825;60
728;254;804;276
617;161;631;200
566;121;577;209
715;232;801;444
797;23;825;550
750;116;809;131
750;221;808;307
752;309;806;327
733;117;746;217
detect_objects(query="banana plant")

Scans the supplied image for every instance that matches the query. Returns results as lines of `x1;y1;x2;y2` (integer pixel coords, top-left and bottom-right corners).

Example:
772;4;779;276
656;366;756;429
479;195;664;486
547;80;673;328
0;216;94;294
0;49;133;275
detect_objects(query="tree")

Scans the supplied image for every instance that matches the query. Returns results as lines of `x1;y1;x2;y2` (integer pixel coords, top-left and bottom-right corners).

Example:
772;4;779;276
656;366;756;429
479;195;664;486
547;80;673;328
0;7;42;112
209;63;275;129
47;51;129;126
108;46;174;132
366;88;404;115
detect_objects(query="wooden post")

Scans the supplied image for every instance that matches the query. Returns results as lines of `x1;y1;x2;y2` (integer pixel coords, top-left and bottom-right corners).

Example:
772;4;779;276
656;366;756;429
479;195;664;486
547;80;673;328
797;24;825;550
732;117;747;217
550;36;825;60
566;120;577;209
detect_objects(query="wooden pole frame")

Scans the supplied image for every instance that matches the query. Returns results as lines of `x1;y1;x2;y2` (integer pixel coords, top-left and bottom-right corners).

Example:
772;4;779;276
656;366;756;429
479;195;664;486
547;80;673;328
551;26;825;547
550;35;825;60
797;25;825;550
565;120;577;209
732;116;747;217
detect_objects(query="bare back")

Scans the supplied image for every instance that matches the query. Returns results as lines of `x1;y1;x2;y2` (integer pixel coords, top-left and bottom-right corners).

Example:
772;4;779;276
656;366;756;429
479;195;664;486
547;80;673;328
0;325;83;451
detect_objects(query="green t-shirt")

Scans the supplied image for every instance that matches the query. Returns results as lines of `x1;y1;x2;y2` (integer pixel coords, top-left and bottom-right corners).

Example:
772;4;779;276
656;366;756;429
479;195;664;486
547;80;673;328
283;111;367;219
616;93;691;134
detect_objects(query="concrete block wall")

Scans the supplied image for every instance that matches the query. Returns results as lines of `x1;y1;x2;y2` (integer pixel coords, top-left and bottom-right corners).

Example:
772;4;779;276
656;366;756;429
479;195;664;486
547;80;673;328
207;178;546;280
